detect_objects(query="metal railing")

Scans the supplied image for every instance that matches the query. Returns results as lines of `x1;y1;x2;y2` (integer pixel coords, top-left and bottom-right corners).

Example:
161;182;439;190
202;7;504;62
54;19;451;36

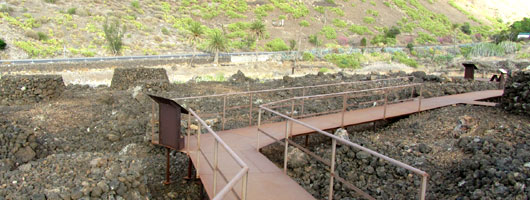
173;76;413;131
256;84;429;200
186;108;249;200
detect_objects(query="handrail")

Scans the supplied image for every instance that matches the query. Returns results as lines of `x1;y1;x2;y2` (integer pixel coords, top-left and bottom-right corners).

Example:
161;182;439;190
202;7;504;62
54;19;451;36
173;76;412;101
187;108;249;200
257;84;428;200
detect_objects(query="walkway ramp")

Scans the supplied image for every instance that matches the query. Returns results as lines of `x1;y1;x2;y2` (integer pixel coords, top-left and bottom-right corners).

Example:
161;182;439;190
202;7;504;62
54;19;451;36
186;90;503;200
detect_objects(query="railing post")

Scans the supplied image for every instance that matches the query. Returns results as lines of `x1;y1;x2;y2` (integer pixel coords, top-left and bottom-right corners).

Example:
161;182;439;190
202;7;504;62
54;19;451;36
196;123;201;179
283;120;290;173
242;171;249;200
249;93;253;126
329;138;337;200
341;94;346;128
151;102;156;143
383;89;388;120
187;114;191;155
290;99;295;136
301;87;306;117
213;140;219;196
410;85;414;100
257;108;262;151
418;85;423;112
419;174;428;200
222;95;227;131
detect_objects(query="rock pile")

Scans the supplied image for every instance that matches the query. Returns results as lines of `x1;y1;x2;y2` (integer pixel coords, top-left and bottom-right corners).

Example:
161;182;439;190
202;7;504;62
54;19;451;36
110;68;170;90
0;75;65;105
0;119;39;172
502;71;530;115
0;152;149;199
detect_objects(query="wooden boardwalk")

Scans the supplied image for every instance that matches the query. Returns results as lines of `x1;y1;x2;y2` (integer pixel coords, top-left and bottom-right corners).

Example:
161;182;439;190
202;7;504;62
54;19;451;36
185;90;503;200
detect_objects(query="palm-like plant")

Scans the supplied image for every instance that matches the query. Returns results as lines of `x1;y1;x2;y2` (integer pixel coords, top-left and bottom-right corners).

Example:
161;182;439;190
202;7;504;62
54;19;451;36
250;20;266;61
207;30;228;64
187;21;204;66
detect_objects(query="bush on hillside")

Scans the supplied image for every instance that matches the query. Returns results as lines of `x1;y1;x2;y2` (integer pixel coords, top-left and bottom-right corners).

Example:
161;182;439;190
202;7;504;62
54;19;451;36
0;38;7;50
303;52;315;61
265;38;289;51
392;51;418;68
324;53;364;69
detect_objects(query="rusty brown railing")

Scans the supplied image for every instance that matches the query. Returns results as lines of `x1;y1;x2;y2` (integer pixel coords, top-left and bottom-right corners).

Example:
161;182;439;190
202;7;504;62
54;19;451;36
257;83;428;200
186;109;249;200
173;77;413;131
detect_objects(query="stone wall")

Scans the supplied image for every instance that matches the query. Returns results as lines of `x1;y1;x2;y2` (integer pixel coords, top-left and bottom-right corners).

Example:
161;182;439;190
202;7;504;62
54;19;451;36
502;71;530;115
110;68;169;90
0;75;65;105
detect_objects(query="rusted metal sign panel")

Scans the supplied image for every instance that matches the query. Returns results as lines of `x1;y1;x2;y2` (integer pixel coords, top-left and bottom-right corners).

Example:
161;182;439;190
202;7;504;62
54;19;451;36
463;63;478;80
148;95;188;150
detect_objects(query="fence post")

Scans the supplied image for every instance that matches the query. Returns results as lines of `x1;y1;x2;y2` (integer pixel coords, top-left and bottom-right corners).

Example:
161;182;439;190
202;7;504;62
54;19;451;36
419;174;428;200
249;93;253;126
283;120;290;173
213;140;219;196
187;114;191;155
290;99;295;136
328;138;337;200
341;94;346;128
196;123;201;179
418;85;423;112
384;89;388;120
257;109;262;151
222;95;227;131
242;171;249;200
301;87;306;117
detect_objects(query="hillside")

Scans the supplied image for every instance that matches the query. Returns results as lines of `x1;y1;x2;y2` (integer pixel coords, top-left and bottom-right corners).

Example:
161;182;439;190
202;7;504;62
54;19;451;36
0;0;528;60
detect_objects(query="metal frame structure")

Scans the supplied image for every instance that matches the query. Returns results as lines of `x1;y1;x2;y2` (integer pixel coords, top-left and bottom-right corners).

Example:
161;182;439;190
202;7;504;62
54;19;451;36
173;77;413;131
257;83;429;200
186;109;249;200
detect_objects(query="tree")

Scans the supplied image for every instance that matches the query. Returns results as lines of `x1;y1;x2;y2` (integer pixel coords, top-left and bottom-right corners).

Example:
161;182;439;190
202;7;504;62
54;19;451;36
103;18;127;55
207;30;228;64
360;37;367;53
250;20;266;61
289;39;297;51
460;22;471;35
187;21;204;67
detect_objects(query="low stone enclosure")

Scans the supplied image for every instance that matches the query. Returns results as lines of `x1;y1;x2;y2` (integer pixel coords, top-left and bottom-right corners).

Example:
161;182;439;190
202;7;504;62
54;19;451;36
110;67;170;90
0;75;65;106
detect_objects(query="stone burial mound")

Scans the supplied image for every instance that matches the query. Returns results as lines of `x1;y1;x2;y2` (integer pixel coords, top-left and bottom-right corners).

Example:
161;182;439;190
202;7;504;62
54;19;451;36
110;67;170;91
502;70;530;115
0;75;65;105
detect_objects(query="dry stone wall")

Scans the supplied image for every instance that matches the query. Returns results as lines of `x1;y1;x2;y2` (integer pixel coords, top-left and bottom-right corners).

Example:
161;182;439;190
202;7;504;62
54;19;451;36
110;68;170;90
0;75;65;105
502;71;530;115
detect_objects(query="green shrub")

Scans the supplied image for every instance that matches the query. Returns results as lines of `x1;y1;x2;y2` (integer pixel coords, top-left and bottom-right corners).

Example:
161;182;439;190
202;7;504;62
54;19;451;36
332;19;347;28
0;38;6;50
328;7;344;16
44;0;56;3
254;4;274;18
265;38;289;51
309;34;321;46
67;8;77;15
360;38;367;47
349;24;372;35
366;9;379;17
469;42;505;57
37;32;49;41
161;27;170;35
319;67;329;73
392;51;418;68
497;41;519;54
324;53;364;68
517;52;530;59
303;52;315;61
416;32;437;44
299;20;310;27
363;17;375;24
434;54;455;64
131;0;140;9
460;22;471;35
320;25;337;39
383;1;391;7
103;18;127;55
385;26;400;38
406;43;414;51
